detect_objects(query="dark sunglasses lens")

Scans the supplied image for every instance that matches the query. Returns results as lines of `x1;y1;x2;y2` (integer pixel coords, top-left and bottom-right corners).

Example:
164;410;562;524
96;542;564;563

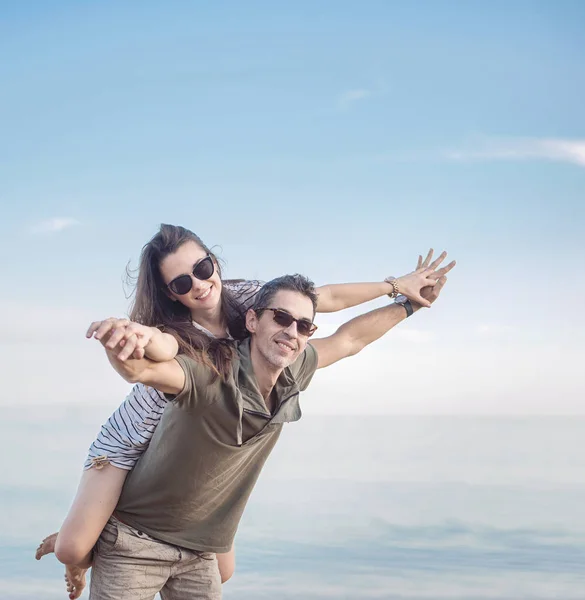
169;275;193;295
271;310;315;337
272;310;294;328
193;256;214;280
297;320;315;336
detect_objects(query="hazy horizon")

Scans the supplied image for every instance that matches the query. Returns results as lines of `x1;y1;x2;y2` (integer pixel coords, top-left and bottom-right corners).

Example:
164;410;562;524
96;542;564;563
3;413;584;599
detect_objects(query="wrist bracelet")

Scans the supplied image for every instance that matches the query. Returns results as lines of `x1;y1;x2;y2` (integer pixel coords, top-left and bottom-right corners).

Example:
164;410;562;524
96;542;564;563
396;298;414;318
402;299;414;317
384;277;399;299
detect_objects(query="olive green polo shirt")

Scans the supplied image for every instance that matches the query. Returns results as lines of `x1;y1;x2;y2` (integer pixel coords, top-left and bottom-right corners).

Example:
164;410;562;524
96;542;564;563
115;337;318;553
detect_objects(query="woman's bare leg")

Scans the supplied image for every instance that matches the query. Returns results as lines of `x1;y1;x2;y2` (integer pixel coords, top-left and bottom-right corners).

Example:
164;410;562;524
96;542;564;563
35;464;128;599
217;544;235;583
54;464;128;565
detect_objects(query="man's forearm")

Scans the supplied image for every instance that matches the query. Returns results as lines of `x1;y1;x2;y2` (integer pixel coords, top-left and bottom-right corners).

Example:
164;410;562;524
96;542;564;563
313;276;448;369
316;282;392;313
339;302;409;353
341;278;446;352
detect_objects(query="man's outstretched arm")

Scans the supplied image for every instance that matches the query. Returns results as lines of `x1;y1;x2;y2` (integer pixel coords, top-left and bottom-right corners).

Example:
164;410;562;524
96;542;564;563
310;275;448;369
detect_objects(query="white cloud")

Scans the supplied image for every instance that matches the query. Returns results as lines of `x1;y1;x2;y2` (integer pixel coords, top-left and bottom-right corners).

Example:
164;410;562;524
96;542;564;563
303;341;585;416
337;89;372;111
475;323;515;336
444;137;585;168
314;321;435;344
0;301;133;406
389;328;436;343
29;217;80;234
0;301;94;343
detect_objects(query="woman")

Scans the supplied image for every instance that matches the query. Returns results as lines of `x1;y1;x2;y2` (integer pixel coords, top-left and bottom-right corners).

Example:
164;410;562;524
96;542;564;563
36;224;450;599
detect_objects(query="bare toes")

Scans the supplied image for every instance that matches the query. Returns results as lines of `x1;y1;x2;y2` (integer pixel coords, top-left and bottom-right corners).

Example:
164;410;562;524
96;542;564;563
65;565;87;600
35;532;59;560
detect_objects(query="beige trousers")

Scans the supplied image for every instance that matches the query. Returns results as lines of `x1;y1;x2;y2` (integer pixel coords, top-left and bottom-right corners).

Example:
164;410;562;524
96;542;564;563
89;517;222;600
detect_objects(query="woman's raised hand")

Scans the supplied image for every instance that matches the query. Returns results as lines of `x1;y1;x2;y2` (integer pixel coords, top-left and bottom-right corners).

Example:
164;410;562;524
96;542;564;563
86;318;156;361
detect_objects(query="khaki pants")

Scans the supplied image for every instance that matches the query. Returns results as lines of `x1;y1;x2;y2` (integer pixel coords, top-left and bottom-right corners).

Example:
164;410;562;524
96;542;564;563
90;517;222;600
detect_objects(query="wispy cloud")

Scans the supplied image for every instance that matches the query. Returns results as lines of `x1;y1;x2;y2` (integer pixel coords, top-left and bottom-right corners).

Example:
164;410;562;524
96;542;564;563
29;217;80;234
391;328;436;343
337;89;372;111
444;137;585;168
315;322;435;344
475;323;515;336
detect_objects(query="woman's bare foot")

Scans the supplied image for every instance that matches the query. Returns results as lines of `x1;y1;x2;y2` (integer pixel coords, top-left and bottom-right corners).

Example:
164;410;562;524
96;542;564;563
35;532;59;560
65;565;88;600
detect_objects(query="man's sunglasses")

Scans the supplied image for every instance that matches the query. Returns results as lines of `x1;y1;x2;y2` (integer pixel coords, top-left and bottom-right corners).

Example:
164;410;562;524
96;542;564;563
258;307;317;337
166;255;215;295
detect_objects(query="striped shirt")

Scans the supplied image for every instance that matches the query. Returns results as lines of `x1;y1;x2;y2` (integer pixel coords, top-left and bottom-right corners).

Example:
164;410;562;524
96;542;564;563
85;279;263;470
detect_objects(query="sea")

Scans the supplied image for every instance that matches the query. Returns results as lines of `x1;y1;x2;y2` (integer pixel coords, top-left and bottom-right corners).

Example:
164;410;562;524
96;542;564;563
1;406;584;599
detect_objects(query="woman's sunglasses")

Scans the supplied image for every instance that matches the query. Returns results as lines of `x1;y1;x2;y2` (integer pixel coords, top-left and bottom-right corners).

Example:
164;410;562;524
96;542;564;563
166;255;215;295
259;307;317;337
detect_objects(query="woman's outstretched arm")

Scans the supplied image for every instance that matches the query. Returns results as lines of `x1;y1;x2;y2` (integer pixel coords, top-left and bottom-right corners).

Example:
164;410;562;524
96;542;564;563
315;249;455;312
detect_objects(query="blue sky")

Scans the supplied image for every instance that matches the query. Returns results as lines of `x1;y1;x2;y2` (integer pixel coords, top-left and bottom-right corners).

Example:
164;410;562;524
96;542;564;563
0;1;583;412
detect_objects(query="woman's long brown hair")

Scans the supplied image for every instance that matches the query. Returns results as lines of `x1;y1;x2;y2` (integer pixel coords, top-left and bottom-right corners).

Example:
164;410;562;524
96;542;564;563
127;224;248;381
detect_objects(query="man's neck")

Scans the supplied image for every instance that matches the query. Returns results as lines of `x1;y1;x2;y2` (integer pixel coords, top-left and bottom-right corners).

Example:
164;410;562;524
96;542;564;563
249;344;282;400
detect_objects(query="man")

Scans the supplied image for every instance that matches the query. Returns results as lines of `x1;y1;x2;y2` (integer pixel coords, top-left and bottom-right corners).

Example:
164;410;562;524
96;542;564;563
90;270;450;599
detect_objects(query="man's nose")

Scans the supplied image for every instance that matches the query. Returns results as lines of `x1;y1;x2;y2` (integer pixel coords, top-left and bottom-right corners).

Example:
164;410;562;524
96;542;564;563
283;321;298;337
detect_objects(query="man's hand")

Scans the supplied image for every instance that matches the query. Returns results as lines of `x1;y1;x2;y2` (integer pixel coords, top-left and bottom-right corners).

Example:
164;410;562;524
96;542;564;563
93;329;149;383
417;275;448;309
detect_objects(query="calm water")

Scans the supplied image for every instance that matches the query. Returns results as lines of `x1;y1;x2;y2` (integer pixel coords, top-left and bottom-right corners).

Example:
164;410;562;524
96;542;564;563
1;406;584;599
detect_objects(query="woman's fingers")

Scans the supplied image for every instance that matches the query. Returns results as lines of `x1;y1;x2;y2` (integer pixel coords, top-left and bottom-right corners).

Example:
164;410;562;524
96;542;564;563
421;249;434;268
426;260;456;281
93;320;118;341
118;330;150;361
117;334;139;361
105;325;130;349
87;318;151;361
89;318;129;341
132;346;146;360
86;321;103;338
436;260;456;278
427;250;448;271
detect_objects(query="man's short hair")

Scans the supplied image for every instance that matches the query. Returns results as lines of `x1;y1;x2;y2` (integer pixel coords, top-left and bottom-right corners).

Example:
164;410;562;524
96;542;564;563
252;274;318;317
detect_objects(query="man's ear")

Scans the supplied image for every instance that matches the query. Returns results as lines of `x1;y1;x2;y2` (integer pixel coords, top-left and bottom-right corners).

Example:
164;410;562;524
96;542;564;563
245;308;258;334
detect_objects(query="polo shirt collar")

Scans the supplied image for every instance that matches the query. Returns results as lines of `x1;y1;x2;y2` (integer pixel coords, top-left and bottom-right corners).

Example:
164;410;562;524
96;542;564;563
233;338;302;444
